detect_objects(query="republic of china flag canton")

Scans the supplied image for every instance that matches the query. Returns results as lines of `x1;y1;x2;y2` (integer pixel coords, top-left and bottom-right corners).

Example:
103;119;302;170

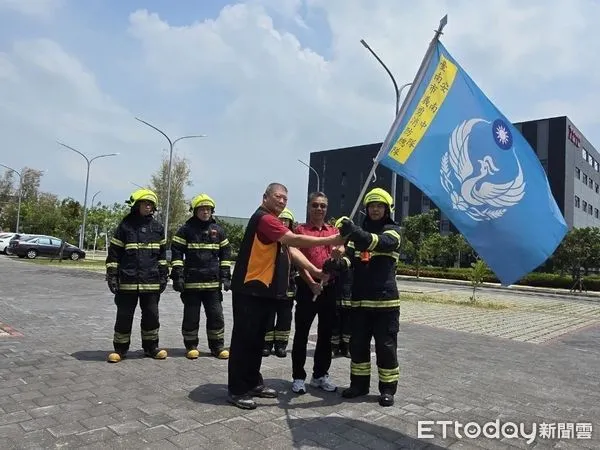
378;41;567;286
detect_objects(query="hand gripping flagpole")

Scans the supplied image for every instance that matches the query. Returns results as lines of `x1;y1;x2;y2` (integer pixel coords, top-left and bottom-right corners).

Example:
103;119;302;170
349;14;448;222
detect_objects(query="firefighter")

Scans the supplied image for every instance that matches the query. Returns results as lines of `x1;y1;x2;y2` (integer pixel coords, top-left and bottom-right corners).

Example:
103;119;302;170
335;187;402;407
263;208;297;358
105;189;169;363
330;253;353;358
170;194;232;360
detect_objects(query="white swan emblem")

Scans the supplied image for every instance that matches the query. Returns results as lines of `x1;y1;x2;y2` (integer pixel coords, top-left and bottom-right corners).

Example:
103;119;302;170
440;118;526;222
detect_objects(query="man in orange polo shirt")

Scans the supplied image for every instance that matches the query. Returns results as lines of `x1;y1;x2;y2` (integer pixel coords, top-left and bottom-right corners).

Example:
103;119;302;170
291;191;343;395
228;183;344;410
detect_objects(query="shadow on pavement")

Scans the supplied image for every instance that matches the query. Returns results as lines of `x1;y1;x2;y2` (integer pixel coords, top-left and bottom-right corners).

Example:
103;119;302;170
188;382;442;449
286;416;445;449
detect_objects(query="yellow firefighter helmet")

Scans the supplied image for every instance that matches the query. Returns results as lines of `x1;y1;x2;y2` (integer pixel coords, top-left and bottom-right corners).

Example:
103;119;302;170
127;189;158;207
189;194;216;212
279;208;295;222
363;187;394;210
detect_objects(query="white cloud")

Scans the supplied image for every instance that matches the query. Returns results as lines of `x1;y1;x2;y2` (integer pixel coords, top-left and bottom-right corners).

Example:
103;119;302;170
0;37;161;205
0;0;63;18
126;0;600;218
2;0;600;221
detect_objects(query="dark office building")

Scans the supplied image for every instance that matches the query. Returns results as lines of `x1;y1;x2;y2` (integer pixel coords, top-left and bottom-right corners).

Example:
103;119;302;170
308;116;599;230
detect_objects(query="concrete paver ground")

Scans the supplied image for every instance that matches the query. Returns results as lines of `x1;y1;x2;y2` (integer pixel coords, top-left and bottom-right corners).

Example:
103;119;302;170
1;257;599;449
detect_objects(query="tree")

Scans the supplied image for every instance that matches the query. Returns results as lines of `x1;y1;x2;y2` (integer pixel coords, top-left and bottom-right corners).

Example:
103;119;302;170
149;152;193;240
215;219;245;258
401;209;439;277
20;168;43;201
551;227;600;278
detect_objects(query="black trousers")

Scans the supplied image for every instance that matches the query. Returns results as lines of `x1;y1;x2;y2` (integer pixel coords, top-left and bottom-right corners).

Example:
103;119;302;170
349;308;400;395
181;290;225;353
113;292;161;354
264;298;293;349
331;305;352;349
291;279;336;380
228;293;277;396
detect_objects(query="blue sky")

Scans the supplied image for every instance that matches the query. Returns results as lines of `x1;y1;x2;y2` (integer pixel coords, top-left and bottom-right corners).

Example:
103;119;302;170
1;0;599;221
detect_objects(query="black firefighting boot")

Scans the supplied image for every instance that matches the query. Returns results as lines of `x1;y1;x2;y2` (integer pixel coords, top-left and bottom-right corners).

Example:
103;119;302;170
341;381;369;399
339;342;351;358
262;343;272;357
378;394;395;407
331;344;340;358
144;347;168;360
273;342;287;358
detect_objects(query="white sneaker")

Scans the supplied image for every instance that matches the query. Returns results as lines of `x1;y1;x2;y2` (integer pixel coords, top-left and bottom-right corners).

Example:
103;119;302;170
291;379;306;394
310;374;337;392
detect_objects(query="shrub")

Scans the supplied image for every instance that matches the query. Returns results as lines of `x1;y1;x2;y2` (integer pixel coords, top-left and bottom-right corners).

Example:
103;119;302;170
396;265;600;292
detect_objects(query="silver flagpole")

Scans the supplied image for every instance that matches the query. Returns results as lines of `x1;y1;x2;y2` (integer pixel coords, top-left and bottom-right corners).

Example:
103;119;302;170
349;14;448;221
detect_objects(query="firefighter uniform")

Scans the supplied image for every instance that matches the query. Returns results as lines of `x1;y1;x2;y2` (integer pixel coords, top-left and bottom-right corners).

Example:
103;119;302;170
331;256;353;358
170;194;232;360
105;189;169;363
263;208;296;358
336;188;402;407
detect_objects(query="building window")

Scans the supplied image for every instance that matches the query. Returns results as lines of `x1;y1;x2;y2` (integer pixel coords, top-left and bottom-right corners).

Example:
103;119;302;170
575;196;581;208
595;161;599;172
583;200;587;210
595;208;599;219
441;219;450;232
403;195;409;202
583;173;588;185
582;148;588;160
422;196;430;207
340;171;346;186
590;178;594;189
596;183;599;194
576;167;581;179
589;204;593;215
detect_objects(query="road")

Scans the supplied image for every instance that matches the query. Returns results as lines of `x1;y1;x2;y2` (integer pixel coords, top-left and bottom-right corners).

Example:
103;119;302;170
0;257;599;449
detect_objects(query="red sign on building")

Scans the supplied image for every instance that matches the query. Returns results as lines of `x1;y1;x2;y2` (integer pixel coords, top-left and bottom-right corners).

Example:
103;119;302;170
568;125;581;147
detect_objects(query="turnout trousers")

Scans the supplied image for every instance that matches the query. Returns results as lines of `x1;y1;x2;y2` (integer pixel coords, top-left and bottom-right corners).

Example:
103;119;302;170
291;279;337;380
228;293;277;396
112;292;161;354
349;308;400;395
264;298;293;351
331;304;352;353
181;290;225;354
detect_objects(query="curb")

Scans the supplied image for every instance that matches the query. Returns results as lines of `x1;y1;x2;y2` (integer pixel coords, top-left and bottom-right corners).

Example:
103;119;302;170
395;274;600;301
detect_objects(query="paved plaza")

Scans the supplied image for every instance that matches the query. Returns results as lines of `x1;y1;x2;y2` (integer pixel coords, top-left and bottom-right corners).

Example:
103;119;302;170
1;257;599;449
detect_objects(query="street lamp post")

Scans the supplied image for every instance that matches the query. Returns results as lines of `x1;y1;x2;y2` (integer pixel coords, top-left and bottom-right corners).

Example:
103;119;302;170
297;159;320;193
0;163;23;233
360;38;412;220
91;190;101;207
134;117;206;239
57;142;118;249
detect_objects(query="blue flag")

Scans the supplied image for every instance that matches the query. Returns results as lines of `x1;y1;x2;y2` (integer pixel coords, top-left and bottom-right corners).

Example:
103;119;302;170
378;41;567;286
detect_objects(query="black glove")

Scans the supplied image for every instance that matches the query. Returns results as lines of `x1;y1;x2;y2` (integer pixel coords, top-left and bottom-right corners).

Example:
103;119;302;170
222;279;231;292
323;258;342;274
106;274;119;294
335;216;359;238
172;277;185;292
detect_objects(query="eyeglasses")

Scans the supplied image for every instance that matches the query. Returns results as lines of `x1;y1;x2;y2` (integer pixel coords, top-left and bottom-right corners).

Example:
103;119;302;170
311;203;328;209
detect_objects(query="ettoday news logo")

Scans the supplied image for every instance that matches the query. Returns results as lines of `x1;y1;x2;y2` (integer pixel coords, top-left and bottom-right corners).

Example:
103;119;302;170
417;420;593;444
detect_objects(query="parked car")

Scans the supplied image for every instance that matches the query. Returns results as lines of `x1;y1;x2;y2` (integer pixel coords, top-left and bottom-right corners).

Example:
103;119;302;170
0;232;16;254
10;235;86;261
5;234;41;255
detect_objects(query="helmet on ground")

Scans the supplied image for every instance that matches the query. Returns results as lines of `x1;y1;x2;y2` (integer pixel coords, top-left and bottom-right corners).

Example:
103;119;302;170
127;189;158;208
190;194;216;212
363;187;393;210
279;208;295;223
